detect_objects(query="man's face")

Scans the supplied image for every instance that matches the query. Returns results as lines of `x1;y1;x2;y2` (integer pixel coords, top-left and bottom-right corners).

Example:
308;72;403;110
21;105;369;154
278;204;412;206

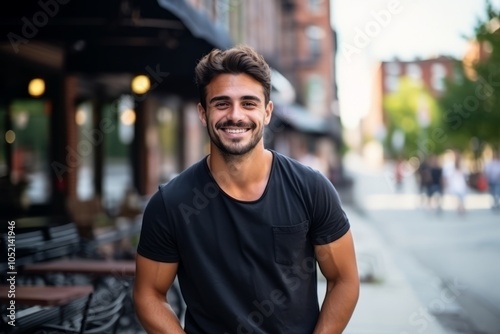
197;73;273;156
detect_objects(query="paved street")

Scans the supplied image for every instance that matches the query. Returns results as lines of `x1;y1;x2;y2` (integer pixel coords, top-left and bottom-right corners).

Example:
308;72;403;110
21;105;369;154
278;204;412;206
342;152;500;334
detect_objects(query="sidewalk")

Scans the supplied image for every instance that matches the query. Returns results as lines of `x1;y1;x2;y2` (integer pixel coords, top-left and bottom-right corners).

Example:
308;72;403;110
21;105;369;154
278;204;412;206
328;152;449;334
339;205;448;334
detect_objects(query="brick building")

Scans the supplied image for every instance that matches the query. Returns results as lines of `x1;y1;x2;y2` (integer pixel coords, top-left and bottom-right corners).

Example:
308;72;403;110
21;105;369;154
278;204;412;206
362;56;458;151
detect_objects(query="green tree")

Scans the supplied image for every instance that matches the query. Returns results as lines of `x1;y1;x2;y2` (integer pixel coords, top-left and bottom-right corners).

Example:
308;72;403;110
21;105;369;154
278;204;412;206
383;77;444;159
439;63;480;151
439;0;500;154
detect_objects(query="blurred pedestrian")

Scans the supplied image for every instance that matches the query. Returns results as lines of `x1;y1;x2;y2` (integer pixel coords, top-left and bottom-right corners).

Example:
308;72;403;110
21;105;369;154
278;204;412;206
485;150;500;210
133;45;359;334
417;156;431;208
426;155;444;212
444;155;468;215
394;156;405;192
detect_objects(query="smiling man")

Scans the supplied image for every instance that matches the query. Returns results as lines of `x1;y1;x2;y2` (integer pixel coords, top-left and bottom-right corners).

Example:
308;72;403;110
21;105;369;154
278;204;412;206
133;45;359;334
204;73;268;157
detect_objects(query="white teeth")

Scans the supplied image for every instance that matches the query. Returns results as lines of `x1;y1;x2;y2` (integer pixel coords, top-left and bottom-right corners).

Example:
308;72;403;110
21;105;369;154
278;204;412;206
224;129;247;134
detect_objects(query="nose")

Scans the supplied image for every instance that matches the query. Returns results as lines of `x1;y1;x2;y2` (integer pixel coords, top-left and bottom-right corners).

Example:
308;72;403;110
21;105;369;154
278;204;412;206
225;104;244;122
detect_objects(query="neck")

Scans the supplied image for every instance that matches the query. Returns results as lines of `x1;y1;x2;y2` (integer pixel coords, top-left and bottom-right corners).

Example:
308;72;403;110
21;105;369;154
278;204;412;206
207;146;273;200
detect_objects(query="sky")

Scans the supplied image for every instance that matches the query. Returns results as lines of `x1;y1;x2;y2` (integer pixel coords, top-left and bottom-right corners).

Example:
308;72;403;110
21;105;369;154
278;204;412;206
330;0;500;129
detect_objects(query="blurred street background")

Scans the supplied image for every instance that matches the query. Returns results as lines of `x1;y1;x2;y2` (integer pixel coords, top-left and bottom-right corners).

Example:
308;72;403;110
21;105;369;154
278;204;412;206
335;152;500;334
1;0;500;333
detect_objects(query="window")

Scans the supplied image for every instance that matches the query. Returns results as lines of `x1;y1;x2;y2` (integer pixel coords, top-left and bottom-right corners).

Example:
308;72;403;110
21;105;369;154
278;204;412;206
306;25;325;58
156;98;181;182
406;63;422;82
102;95;133;210
308;0;323;13
431;63;447;92
215;0;232;30
306;75;326;115
385;76;399;92
4;99;51;206
385;62;400;76
75;101;95;200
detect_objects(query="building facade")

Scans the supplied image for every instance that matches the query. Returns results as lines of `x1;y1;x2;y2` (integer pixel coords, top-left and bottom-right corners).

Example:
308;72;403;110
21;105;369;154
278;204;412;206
0;0;350;223
0;0;233;221
362;56;458;155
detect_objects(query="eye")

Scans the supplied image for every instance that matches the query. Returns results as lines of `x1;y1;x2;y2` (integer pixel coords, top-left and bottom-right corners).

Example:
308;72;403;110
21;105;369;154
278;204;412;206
214;102;229;109
242;101;257;108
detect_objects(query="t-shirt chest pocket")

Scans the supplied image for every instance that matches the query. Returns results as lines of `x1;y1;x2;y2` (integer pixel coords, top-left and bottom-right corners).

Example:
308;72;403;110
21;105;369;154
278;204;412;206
272;221;309;265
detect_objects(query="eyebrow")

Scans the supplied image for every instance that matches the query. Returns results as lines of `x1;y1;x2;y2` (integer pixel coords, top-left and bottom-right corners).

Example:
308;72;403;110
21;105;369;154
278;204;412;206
208;95;262;105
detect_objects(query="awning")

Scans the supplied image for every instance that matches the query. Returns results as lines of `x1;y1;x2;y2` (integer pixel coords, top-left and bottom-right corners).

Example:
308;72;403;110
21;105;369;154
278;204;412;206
270;69;296;105
0;0;234;98
271;103;342;141
158;0;233;50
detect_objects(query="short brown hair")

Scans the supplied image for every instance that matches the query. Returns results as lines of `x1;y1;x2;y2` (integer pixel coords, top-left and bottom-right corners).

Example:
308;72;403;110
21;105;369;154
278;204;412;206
194;45;271;109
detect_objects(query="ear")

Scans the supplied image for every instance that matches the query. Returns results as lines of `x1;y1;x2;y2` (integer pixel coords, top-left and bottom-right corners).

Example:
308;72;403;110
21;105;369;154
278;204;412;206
197;103;207;126
264;100;273;125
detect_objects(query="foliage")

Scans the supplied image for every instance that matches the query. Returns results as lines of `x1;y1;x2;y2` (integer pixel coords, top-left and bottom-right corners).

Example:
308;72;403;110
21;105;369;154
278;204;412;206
438;65;479;151
383;77;445;159
438;0;500;154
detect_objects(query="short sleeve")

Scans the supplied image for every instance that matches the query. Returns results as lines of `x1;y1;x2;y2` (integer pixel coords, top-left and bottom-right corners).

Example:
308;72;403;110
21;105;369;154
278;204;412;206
308;172;350;245
136;187;179;262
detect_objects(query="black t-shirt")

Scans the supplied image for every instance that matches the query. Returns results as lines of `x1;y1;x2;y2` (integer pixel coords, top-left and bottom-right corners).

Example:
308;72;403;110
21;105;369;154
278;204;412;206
430;167;443;186
137;150;350;334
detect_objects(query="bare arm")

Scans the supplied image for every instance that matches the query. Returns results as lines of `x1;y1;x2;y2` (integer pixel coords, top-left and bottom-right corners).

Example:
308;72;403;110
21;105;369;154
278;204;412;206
133;254;186;334
313;229;360;334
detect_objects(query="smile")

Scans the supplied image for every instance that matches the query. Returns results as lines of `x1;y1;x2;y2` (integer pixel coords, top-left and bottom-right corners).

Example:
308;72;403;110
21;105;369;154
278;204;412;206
223;128;249;134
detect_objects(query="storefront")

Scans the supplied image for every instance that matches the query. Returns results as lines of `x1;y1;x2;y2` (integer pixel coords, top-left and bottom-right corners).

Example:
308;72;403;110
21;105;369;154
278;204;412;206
267;102;348;189
0;0;233;220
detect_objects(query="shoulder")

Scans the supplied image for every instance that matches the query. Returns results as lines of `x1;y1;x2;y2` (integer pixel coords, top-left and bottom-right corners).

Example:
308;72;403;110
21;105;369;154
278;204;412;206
155;158;209;206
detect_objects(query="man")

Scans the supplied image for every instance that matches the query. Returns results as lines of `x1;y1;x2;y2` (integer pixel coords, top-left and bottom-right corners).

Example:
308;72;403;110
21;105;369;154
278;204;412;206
425;154;444;212
416;156;431;208
134;45;359;334
485;150;500;210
